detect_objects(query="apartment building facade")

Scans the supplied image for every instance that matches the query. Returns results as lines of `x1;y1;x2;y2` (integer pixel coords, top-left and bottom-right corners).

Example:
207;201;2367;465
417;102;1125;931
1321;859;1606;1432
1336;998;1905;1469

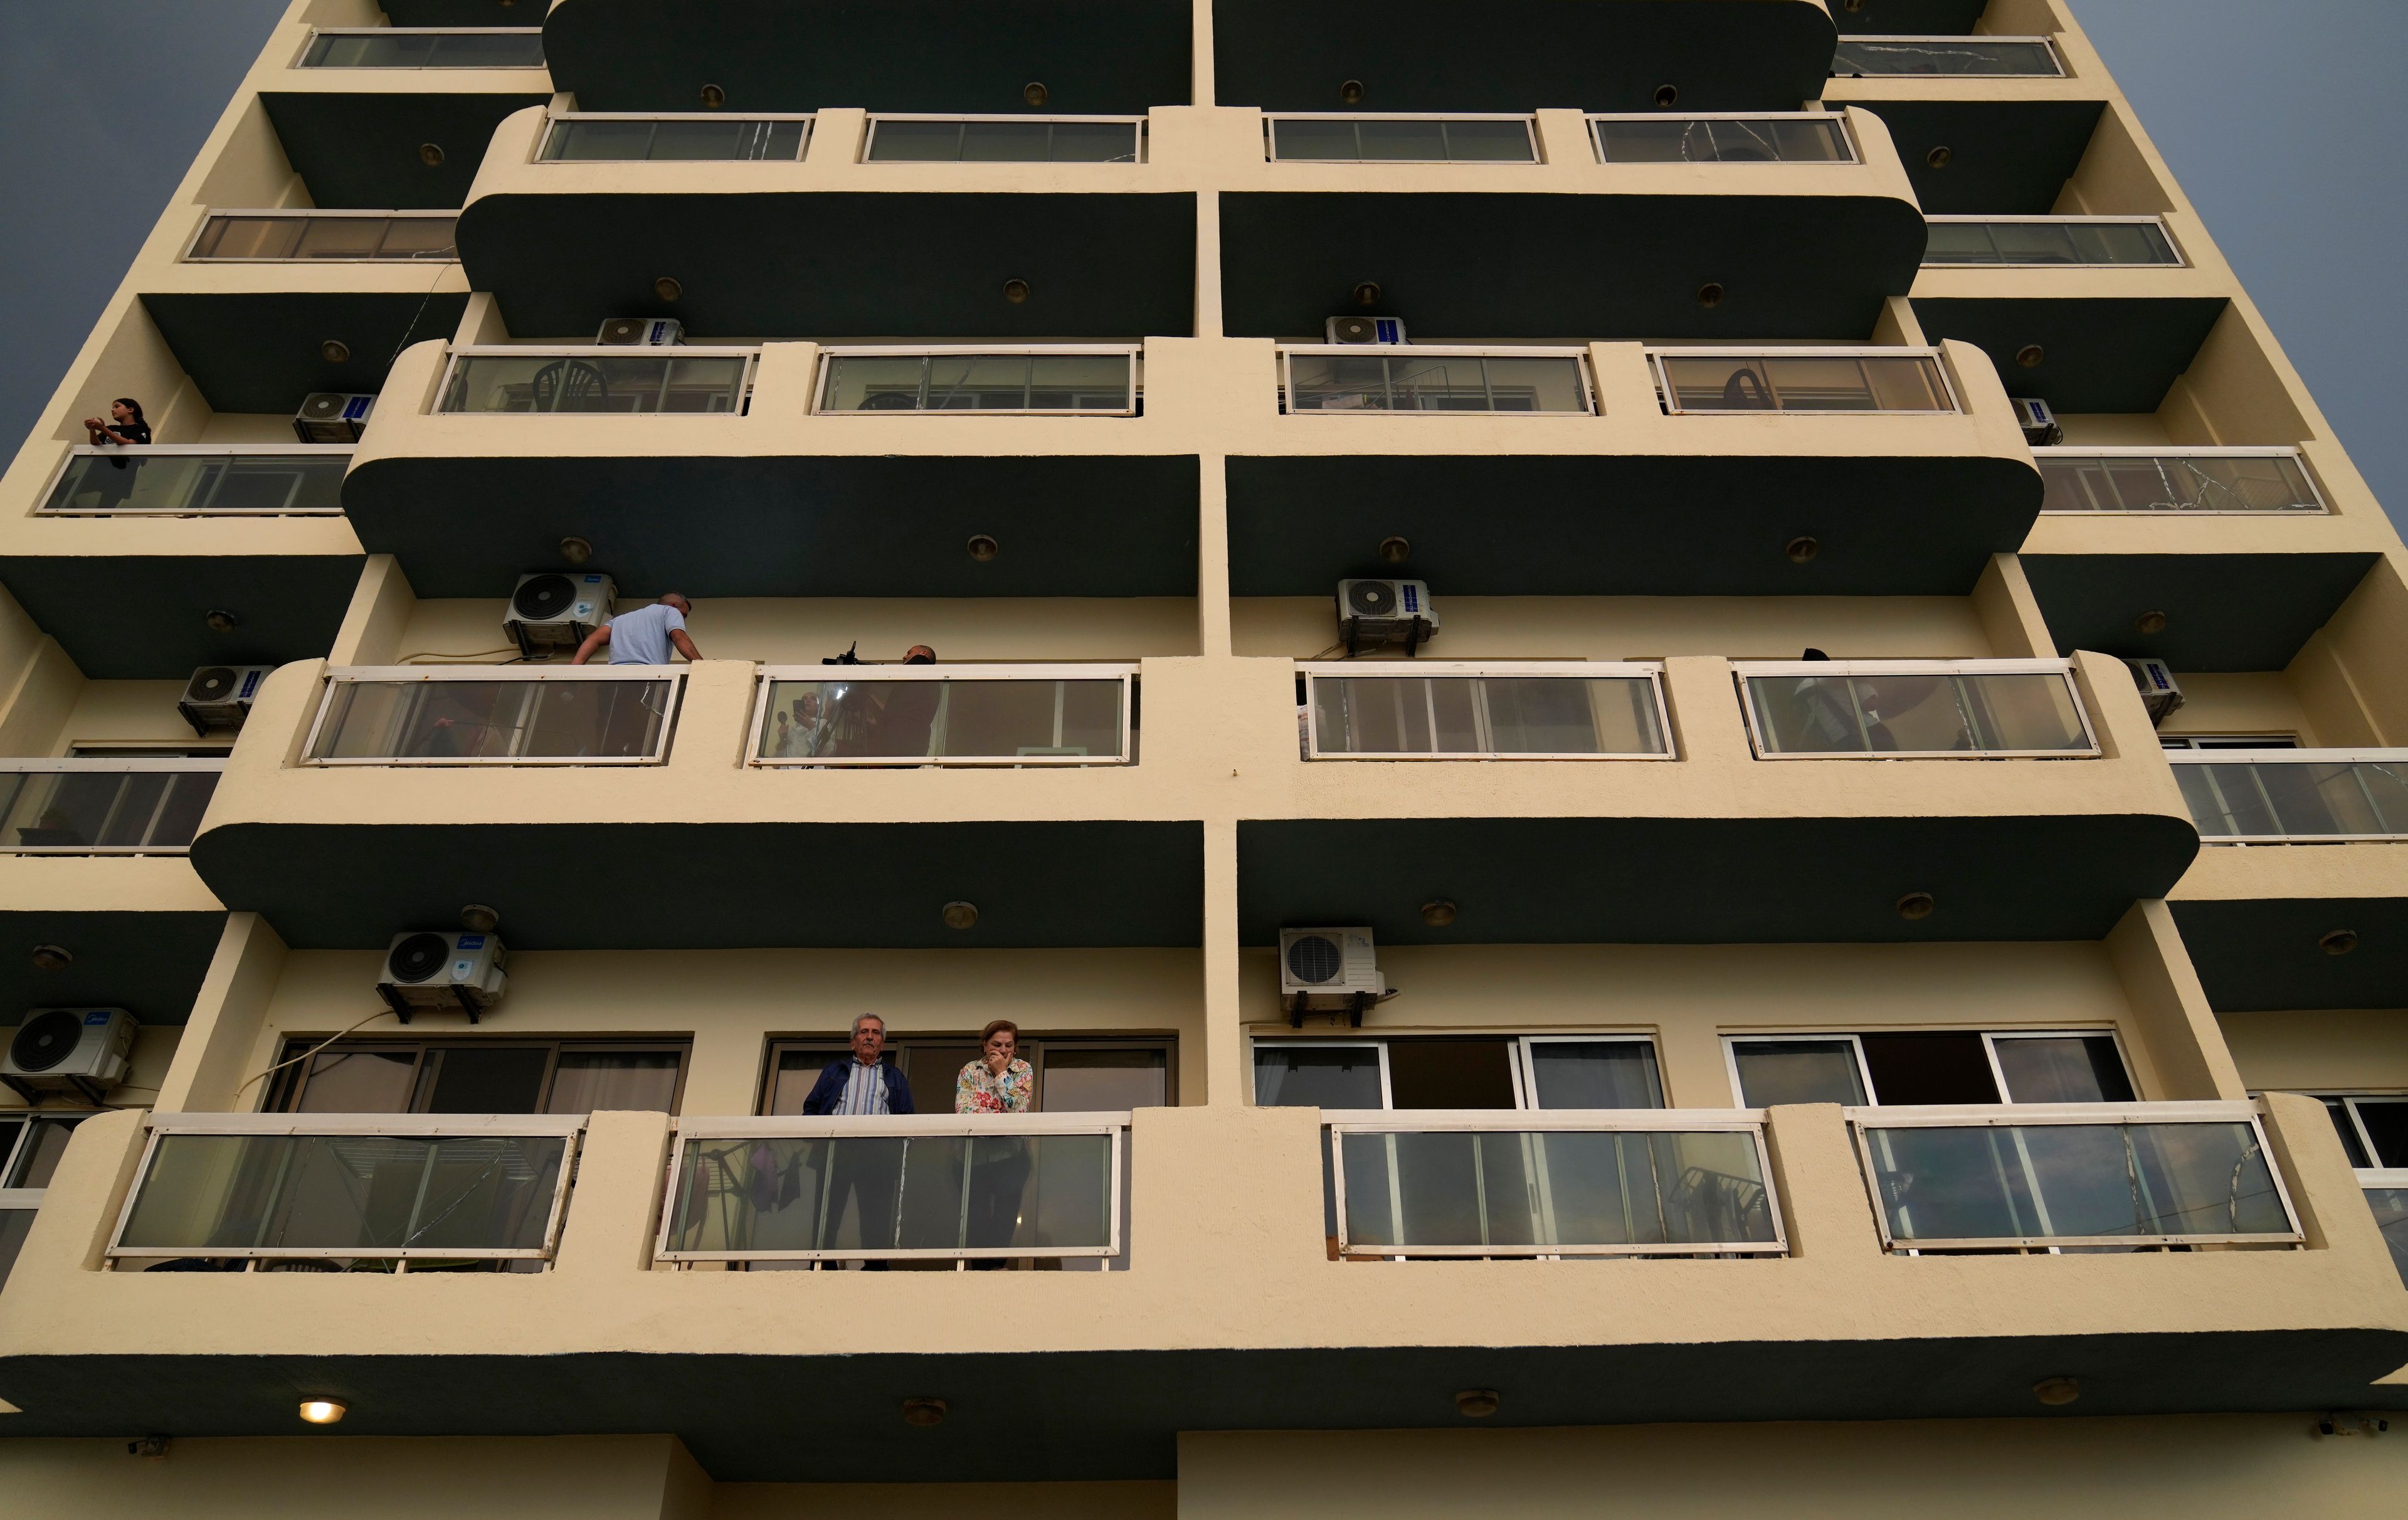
0;0;2404;1511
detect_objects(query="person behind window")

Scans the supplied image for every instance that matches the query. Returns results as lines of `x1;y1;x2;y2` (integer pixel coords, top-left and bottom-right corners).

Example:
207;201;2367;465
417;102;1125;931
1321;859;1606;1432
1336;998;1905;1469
75;398;151;510
797;1013;915;1270
955;1019;1035;1269
837;644;941;757
570;593;700;666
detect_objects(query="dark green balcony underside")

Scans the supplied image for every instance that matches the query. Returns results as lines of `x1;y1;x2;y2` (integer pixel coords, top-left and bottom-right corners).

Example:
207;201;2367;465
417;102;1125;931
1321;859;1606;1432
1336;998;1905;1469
2022;552;2379;673
0;556;365;680
4;1331;2402;1479
343;455;1200;598
1226;453;2041;596
457;193;1196;340
1856;100;2106;217
260;93;547;210
544;0;1191;113
1832;0;1989;33
1238;815;2199;945
1917;297;2229;416
0;909;223;1027
1221;193;1928;342
2172;897;2408;1013
192;821;1206;950
140;292;470;416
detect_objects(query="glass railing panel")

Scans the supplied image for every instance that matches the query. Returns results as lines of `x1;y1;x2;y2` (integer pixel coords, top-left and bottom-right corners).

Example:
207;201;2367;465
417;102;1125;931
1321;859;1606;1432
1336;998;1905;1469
1302;663;1671;758
751;665;1135;765
0;1191;36;1291
658;1116;1126;1264
40;446;350;515
1266;116;1537;163
815;349;1139;414
0;762;223;853
864;117;1146;163
304;670;683;765
1831;36;2064;77
1325;1113;1785;1257
1282;348;1593;414
1923;217;2179;267
2358;1171;2408;1289
1653;349;1956;414
187;212;458;261
300;28;546;68
2034;450;2324;514
1851;1104;2301;1250
540;116;811;162
2172;753;2408;841
437;349;754;414
1736;661;2097;758
1590;113;1854;164
109;1116;581;1265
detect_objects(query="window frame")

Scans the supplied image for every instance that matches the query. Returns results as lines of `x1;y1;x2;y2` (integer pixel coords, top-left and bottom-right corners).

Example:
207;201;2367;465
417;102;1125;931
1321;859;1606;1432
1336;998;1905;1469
861;113;1148;164
2167;748;2408;842
265;1035;691;1115
1586;110;1860;165
301;665;687;768
1723;1028;2135;1107
747;662;1138;768
810;346;1143;417
1514;1034;1667;1110
1730;657;2101;760
1262;113;1541;165
1298;660;1675;761
1250;1038;1395;1109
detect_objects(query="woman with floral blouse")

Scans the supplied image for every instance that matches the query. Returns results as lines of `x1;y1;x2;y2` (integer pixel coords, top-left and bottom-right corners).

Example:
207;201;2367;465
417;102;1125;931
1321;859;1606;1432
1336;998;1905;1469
956;1020;1035;1268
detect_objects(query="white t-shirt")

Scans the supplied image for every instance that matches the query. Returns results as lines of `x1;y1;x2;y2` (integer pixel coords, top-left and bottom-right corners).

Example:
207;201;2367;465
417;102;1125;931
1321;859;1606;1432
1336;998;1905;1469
605;602;685;665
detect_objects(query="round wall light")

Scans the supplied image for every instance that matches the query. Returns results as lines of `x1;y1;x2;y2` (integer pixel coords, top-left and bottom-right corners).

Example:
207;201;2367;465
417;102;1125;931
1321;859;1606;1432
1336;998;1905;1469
460;904;500;934
2133;610;2168;635
204;610;240;633
418;143;445;167
942;902;980;931
1003;278;1031;305
1786;536;1820;564
2320;929;2360;956
1455;1389;1500;1418
2014;344;2046;369
699;83;726;108
966;534;1000;562
902;1396;948;1427
1925;145;1953;169
1378;536;1411;565
30;944;71;972
1023;82;1049;107
653;276;683;302
319;339;350;364
1352;280;1382;308
1697;282;1725;309
1338;80;1365;105
2032;1377;2080;1407
1420;899;1458;928
298;1398;347;1425
559;536;594;564
1896;891;1936;921
1653;84;1679;108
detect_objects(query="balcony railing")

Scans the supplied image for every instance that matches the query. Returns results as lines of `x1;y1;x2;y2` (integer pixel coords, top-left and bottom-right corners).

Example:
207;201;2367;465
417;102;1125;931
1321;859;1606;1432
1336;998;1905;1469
1734;660;2099;759
0;761;223;854
2172;751;2408;842
657;1114;1126;1265
186;211;457;262
1324;1111;1787;1259
0;1112;78;1291
2034;448;2325;514
1264;115;1538;164
1280;347;1595;414
1830;36;2065;78
1590;112;1856;164
813;347;1140;415
2356;1168;2408;1288
107;1114;581;1269
298;27;545;68
1849;1102;2301;1252
38;445;350;516
540;113;812;162
1650;347;1959;414
1300;662;1674;759
750;664;1136;766
1924;216;2180;268
864;115;1146;163
304;668;685;766
436;347;755;414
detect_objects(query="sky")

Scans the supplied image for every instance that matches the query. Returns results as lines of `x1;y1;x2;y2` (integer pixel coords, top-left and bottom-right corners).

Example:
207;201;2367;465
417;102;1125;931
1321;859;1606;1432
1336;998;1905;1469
0;0;2400;523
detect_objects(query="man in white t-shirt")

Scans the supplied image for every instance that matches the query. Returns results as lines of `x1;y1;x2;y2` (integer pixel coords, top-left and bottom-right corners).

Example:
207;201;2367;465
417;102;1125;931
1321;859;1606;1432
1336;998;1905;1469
569;593;700;665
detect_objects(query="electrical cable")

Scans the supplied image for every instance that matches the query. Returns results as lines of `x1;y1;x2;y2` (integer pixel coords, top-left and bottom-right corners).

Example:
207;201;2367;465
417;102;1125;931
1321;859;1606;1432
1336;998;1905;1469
394;648;522;663
231;1008;398;1103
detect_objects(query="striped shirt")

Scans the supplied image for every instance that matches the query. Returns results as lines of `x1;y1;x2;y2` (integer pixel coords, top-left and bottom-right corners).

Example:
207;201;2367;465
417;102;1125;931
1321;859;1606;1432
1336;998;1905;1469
833;1058;895;1116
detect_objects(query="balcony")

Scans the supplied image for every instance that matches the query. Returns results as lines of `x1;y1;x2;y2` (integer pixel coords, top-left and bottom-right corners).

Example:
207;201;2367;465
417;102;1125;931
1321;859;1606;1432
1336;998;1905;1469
1650;347;1957;414
2036;448;2326;514
1923;216;2182;268
1279;347;1593;414
2019;551;2380;671
1851;1102;2299;1252
1733;660;2098;759
0;761;222;856
297;28;546;70
867;115;1144;164
304;667;684;766
749;665;1136;767
1590;111;1856;164
658;1114;1126;1267
184;210;458;262
814;347;1140;415
1830;35;2066;78
1301;662;1672;761
2360;1170;2408;1288
36;446;350;517
540;112;812;162
1265;115;1538;164
436;346;755;414
2172;750;2408;843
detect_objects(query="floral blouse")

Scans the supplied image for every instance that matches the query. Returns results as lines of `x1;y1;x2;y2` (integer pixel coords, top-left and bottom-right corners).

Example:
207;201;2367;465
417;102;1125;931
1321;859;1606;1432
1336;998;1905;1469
955;1057;1034;1114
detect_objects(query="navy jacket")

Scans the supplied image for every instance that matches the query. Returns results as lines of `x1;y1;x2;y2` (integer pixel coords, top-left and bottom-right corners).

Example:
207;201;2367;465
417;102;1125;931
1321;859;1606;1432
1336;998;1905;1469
798;1057;916;1116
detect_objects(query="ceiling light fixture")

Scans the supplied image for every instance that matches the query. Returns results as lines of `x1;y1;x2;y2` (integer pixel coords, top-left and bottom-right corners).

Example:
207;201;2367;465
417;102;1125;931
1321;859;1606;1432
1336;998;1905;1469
1455;1389;1500;1418
1786;536;1820;564
1420;899;1457;928
1653;84;1679;108
460;904;500;934
1338;80;1365;105
1697;282;1724;309
653;276;682;302
1003;278;1031;304
30;944;71;972
298;1398;347;1425
319;339;350;364
1352;280;1381;308
418;143;445;167
699;84;726;109
942;902;979;931
1023;82;1049;107
1378;536;1411;565
559;536;594;564
2014;344;2046;369
2032;1377;2079;1407
967;534;1000;562
2320;929;2359;956
1896;891;1936;921
204;610;239;633
2134;610;2167;635
902;1396;948;1427
1925;145;1953;169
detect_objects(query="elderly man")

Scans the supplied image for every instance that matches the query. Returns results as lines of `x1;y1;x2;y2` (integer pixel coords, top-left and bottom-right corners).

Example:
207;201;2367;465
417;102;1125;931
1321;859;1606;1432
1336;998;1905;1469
797;1013;914;1267
799;1012;916;1116
569;593;700;666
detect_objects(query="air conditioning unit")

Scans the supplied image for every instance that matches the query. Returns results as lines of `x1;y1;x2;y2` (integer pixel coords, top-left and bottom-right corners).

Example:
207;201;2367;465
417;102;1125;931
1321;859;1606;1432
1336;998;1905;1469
2009;396;2062;447
1337;579;1439;657
376;930;507;1023
1326;315;1407;346
2126;657;2184;724
177;663;275;736
293;392;376;443
2;1008;137;1104
1279;927;1391;1025
596;317;683;346
504;571;615;658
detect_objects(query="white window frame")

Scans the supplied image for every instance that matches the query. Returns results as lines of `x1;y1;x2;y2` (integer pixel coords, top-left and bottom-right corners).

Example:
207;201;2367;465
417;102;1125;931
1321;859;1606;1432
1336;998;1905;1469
1723;1028;2133;1107
1829;34;2067;79
1978;1028;2137;1104
1252;1038;1393;1108
747;662;1138;768
1922;214;2183;269
1845;1100;2303;1252
2167;749;2408;843
2158;734;2300;750
535;109;817;164
1297;660;1674;761
300;665;687;767
861;113;1148;164
653;1112;1127;1264
435;346;760;416
1587;110;1860;165
2309;1092;2408;1168
1730;657;2101;760
105;1112;586;1265
810;346;1143;417
1321;1106;1787;1257
2031;445;2328;515
1723;1033;1875;1107
296;26;547;70
1648;346;1963;416
1277;346;1598;416
1514;1034;1667;1110
181;209;460;264
0;757;227;856
1262;113;1541;166
36;443;354;517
